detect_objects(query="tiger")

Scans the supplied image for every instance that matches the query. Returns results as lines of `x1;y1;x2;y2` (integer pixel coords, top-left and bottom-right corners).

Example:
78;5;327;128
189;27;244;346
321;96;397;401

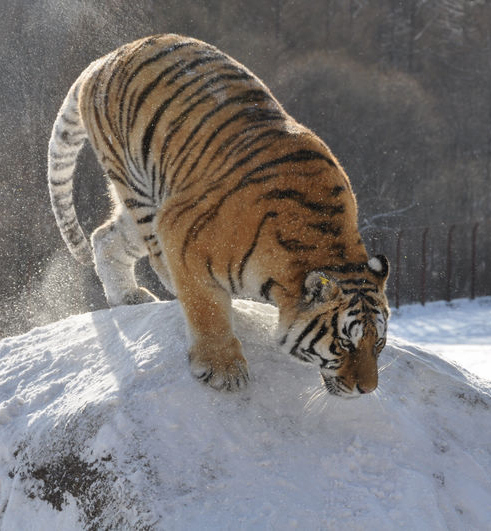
47;34;390;397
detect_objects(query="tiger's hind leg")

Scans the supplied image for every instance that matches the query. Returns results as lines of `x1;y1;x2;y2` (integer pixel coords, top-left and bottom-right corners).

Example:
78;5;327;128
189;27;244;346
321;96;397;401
148;252;175;296
91;207;158;307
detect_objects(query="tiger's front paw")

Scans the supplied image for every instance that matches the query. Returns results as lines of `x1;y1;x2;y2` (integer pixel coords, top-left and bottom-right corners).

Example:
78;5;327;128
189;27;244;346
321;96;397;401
189;337;249;391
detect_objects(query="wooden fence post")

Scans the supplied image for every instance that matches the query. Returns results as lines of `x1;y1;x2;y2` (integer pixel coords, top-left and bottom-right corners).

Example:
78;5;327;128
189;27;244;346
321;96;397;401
420;227;429;305
395;230;403;309
446;225;455;302
471;222;479;299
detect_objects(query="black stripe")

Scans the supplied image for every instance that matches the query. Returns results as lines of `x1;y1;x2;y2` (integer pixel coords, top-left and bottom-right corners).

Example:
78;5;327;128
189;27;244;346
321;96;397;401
331;185;345;196
124;198;154;209
173;142;273;229
62;229;84;247
117;38;161;134
276;232;317;252
94;52;120;138
131;60;185;128
344;319;360;337
160;81;233;163
206;257;224;289
341;287;377;295
307;323;329;352
151;166;159;202
167;52;227;85
363;295;378;306
333;242;346;259
49;175;73;187
159;88;215;183
320;263;368;274
140;72;207;169
238;211;278;287
103;50;129;136
133;40;197;75
331;312;339;336
49;149;78;161
290;315;323;355
168;89;273;192
137;214;155;224
260;278;276;301
176;110;283;193
58;215;78;229
168;137;200;192
181;149;336;255
121;40;199;105
55;127;85;147
60;113;80;127
55;125;85;139
329;341;342;356
233;128;286;158
178;116;285;194
181;69;253;105
171;89;272;157
93;103;126;171
122;87;139;151
53;199;74;212
107;169;153;200
243;150;336;181
338;278;376;287
51;189;72;201
322;358;343;370
124;174;152;200
164;87;231;187
228;263;237;295
125;161;147;190
106;169;127;187
259;189;342;215
307;222;342;237
57;136;85;148
152;79;222;181
206;111;284;166
51;161;76;172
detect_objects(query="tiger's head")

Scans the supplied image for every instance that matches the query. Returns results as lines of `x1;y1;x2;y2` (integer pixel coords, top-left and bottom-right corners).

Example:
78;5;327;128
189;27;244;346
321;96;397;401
279;255;390;398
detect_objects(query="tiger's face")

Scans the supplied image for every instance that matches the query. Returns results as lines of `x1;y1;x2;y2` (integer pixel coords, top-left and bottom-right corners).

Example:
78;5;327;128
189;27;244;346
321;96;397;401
280;256;390;398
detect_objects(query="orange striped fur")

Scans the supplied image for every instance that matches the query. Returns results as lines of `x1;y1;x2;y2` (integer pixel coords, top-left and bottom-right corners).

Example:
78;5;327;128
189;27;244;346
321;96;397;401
48;35;390;396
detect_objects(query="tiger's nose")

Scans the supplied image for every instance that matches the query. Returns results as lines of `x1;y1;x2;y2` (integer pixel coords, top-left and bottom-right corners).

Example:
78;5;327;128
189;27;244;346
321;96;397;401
356;383;377;394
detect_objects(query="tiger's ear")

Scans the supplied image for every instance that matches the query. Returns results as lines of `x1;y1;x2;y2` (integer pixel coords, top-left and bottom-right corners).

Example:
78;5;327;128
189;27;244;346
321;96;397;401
368;254;390;281
303;271;341;305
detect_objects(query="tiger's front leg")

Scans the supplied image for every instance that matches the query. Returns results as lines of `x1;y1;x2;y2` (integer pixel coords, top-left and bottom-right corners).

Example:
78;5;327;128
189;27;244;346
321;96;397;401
165;257;249;390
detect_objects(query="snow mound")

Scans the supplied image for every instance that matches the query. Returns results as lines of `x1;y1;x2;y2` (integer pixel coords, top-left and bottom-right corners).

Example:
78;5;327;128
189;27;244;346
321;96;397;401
1;300;490;530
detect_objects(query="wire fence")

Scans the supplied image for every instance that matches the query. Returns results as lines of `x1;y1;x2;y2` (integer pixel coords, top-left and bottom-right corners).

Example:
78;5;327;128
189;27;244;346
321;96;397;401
17;220;491;322
364;219;491;308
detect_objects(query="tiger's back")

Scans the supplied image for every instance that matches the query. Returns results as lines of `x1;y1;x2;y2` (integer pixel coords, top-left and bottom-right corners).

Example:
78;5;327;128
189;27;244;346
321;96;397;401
48;34;390;395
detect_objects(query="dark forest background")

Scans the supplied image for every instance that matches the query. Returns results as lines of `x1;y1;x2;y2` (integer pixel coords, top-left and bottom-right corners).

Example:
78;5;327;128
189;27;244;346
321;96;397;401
1;0;491;337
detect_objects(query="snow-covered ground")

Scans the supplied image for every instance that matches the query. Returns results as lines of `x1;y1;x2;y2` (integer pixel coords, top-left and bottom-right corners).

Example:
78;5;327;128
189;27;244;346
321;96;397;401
390;297;491;382
0;298;490;530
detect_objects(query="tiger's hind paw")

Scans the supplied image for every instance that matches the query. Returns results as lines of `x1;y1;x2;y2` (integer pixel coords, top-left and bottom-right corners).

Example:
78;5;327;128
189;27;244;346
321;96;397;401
121;287;158;306
189;337;249;391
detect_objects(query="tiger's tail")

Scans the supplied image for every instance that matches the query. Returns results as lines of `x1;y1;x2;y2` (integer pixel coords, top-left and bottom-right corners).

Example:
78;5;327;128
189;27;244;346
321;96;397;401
47;78;93;265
